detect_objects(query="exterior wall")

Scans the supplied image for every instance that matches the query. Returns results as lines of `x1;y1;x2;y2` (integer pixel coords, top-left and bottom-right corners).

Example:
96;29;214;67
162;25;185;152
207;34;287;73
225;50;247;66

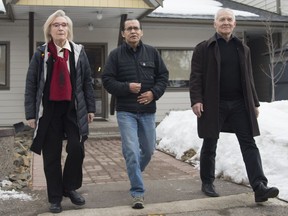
0;20;122;126
231;0;287;15
1;17;284;125
248;36;271;102
282;0;288;15
0;25;29;126
142;24;215;122
1;20;210;126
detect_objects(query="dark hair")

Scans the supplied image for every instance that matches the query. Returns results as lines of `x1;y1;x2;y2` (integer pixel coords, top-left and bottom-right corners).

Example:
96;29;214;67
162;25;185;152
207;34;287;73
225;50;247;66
121;19;142;31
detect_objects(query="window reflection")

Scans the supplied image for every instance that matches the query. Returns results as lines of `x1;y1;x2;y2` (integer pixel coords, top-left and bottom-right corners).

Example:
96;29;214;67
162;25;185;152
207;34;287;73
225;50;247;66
0;42;9;89
159;49;193;88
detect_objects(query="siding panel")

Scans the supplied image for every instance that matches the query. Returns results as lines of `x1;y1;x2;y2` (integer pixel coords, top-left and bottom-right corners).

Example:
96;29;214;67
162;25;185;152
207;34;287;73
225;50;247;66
0;26;28;126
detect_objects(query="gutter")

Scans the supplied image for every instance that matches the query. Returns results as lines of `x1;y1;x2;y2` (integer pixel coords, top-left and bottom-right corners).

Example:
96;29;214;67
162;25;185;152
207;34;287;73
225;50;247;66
139;0;164;20
1;0;19;22
144;0;163;7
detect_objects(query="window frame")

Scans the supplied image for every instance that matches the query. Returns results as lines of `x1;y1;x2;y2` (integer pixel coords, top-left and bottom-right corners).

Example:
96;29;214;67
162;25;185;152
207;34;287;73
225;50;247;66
0;41;10;90
157;47;194;91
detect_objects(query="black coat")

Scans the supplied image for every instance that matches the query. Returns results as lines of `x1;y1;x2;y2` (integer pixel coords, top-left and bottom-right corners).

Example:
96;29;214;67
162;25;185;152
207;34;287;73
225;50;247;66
25;42;95;154
102;41;168;113
189;34;260;138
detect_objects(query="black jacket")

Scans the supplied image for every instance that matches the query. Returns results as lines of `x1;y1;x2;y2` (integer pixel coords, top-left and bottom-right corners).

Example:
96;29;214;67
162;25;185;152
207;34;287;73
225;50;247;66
102;41;168;113
25;42;95;154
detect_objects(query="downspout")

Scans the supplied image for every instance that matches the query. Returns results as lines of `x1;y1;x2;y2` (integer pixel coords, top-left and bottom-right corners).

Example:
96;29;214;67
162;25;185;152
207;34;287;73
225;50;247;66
29;12;34;61
109;14;127;115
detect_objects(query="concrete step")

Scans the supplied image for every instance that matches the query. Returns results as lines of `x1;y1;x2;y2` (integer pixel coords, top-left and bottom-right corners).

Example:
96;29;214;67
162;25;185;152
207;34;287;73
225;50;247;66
89;120;120;139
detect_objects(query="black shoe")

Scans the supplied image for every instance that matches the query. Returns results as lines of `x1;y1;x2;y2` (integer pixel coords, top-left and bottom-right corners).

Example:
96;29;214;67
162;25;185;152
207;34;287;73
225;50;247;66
201;183;219;197
254;183;279;202
49;203;62;213
63;190;85;206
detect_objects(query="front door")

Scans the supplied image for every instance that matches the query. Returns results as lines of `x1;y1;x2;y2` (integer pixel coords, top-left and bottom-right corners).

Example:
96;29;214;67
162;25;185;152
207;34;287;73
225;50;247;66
84;43;107;119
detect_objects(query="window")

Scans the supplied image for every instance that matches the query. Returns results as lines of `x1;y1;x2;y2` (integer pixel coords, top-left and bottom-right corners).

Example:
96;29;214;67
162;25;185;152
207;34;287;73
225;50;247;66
158;49;193;88
0;42;10;90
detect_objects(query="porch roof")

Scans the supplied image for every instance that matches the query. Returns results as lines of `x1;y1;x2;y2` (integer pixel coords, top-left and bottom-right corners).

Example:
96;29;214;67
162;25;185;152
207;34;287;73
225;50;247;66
0;0;163;28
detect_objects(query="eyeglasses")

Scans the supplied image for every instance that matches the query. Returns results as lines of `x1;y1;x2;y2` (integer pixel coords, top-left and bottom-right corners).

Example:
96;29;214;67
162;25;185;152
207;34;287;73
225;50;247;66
124;26;141;32
51;23;68;28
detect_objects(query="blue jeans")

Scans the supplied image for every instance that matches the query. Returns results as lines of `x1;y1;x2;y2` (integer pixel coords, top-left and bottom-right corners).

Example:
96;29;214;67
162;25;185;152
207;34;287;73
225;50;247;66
117;111;156;197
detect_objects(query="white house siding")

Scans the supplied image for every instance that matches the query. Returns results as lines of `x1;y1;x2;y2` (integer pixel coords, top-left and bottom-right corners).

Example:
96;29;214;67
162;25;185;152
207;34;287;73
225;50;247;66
156;91;191;122
1;18;273;125
282;0;288;15
0;24;29;126
0;21;122;126
231;0;288;15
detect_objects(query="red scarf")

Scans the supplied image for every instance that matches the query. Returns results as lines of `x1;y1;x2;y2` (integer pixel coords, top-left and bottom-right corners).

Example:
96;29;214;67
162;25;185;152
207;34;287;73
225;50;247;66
48;41;72;101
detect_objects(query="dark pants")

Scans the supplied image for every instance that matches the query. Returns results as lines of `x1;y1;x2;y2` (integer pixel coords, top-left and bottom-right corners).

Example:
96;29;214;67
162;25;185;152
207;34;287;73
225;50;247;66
200;99;267;191
42;102;84;203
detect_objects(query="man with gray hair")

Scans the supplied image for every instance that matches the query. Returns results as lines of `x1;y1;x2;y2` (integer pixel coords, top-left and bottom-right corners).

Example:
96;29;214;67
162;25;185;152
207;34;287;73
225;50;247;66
189;8;279;202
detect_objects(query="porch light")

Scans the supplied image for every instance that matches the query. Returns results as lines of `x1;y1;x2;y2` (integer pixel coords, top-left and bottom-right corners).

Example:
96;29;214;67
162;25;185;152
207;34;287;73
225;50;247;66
88;23;94;31
96;11;103;20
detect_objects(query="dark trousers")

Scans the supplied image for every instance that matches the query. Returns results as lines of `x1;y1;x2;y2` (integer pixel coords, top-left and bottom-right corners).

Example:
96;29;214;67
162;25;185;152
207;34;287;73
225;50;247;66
200;99;268;191
42;102;84;203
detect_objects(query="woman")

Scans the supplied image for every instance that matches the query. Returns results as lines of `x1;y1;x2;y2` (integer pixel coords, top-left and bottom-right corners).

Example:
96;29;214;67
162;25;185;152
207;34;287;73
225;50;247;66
25;10;95;213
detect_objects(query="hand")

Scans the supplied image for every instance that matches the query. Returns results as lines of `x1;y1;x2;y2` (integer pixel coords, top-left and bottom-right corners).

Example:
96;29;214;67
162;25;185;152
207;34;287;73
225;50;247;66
137;91;154;105
192;103;203;118
27;119;36;129
129;83;142;94
255;107;259;118
88;113;95;123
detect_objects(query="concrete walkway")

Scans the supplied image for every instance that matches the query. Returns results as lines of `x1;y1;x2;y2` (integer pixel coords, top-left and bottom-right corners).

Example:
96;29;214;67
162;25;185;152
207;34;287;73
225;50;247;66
34;120;287;216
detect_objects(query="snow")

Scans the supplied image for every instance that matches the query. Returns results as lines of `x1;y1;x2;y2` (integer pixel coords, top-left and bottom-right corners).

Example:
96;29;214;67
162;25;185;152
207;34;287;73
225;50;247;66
0;1;5;12
150;0;259;18
156;100;288;202
0;189;33;201
0;180;32;200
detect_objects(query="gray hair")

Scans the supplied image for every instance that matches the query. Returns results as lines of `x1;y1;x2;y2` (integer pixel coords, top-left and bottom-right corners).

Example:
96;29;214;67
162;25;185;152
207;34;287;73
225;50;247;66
43;10;73;43
214;8;236;21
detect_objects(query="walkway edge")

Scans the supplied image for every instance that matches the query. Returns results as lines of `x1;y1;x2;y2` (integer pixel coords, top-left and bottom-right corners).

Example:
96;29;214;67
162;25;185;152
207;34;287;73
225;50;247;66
38;193;285;216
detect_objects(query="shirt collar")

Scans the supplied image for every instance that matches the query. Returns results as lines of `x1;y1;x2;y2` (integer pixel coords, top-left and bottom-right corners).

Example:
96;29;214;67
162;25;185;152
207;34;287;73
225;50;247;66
215;33;235;42
125;40;142;52
54;40;71;54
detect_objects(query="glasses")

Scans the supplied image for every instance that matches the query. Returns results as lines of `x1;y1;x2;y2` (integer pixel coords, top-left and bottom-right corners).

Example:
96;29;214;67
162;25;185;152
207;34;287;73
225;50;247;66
51;23;68;28
124;26;141;32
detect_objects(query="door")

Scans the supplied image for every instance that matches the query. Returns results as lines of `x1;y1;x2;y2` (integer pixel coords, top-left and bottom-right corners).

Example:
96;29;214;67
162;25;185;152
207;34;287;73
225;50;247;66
84;43;108;119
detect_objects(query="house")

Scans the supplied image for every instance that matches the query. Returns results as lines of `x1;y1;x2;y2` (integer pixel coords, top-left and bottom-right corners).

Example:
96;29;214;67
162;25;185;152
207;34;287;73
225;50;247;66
0;0;288;126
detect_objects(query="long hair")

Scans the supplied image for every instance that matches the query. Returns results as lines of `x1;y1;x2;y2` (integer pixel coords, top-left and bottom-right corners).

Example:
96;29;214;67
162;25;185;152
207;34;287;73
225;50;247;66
43;10;73;43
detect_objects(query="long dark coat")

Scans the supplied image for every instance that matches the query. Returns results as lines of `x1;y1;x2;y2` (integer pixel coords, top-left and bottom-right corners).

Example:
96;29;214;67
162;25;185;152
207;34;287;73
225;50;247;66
189;34;260;139
25;42;95;154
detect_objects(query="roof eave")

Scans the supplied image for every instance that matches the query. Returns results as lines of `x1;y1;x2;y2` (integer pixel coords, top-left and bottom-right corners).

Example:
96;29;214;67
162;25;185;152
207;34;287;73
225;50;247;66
142;16;288;29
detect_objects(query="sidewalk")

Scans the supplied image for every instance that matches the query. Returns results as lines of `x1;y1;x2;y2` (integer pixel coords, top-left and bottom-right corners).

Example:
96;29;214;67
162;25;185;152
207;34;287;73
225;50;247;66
34;120;287;216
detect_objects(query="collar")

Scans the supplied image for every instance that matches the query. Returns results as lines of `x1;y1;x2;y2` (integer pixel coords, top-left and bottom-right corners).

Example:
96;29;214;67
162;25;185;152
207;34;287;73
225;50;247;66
215;33;235;42
54;40;71;54
125;40;142;52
